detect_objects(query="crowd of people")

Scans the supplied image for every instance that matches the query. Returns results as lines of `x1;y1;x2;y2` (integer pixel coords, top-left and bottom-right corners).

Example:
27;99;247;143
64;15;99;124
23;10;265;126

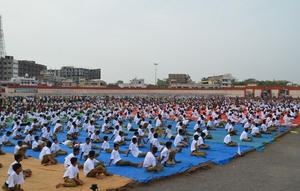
0;95;299;189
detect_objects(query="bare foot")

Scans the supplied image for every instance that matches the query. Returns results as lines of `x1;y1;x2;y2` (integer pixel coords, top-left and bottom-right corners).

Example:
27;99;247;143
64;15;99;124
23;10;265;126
96;175;103;179
56;183;63;188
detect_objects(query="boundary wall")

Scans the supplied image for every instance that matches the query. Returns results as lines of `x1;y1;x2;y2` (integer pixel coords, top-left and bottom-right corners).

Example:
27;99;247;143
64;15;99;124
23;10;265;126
2;85;300;98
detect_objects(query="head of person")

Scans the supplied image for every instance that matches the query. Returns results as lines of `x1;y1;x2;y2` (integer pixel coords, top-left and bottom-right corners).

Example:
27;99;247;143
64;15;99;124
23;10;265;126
113;143;119;150
70;157;78;166
46;141;52;148
167;125;172;129
103;136;108;141
17;141;23;146
132;137;137;144
14;154;23;162
12;163;22;174
88;150;96;159
194;134;199;141
153;132;158;138
152;146;158;154
165;141;172;149
85;137;90;144
34;136;39;141
73;148;80;155
6;131;11;136
244;128;249;133
53;138;58;143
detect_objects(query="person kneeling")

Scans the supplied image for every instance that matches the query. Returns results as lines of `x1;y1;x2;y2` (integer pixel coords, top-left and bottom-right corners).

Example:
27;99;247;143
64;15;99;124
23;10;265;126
239;128;253;142
56;157;83;188
224;132;237;146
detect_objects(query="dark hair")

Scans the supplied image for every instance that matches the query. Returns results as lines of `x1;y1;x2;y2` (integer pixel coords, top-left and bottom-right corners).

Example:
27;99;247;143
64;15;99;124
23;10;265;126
132;137;137;143
14;154;23;161
70;157;77;164
152;146;158;153
165;141;172;147
46;141;52;147
73;148;80;153
103;136;108;140
88;150;95;157
194;134;199;140
12;163;22;171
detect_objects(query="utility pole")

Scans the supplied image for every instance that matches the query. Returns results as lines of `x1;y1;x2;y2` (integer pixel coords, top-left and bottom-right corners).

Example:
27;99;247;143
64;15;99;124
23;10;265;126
154;63;158;85
0;15;7;58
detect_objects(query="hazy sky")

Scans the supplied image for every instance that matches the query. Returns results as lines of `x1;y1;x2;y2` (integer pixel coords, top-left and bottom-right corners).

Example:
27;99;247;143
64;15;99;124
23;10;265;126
0;0;299;84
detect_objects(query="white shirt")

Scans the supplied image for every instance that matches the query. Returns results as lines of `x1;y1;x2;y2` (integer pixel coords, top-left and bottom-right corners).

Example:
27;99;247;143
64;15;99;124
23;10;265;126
224;134;232;144
101;141;110;150
63;164;79;178
240;131;248;141
83;158;99;176
191;139;198;152
160;147;170;164
143;152;156;168
110;149;121;164
51;142;61;153
24;134;34;143
165;128;172;139
5;171;24;188
39;146;51;161
174;134;183;147
128;142;141;157
64;153;75;169
152;138;163;151
81;143;91;156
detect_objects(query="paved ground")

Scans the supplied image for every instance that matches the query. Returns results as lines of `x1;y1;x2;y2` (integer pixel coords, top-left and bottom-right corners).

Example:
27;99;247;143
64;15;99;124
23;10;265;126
127;127;300;191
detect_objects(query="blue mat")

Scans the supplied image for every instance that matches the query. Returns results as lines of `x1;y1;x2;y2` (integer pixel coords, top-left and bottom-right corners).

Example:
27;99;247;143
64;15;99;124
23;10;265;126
0;117;293;183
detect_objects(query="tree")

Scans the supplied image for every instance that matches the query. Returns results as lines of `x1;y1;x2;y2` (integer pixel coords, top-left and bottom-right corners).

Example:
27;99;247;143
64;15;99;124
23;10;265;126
186;74;192;83
106;83;119;88
157;78;169;88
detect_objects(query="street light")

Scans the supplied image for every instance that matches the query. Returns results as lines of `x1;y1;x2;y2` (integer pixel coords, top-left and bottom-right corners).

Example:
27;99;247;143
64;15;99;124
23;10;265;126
154;63;158;85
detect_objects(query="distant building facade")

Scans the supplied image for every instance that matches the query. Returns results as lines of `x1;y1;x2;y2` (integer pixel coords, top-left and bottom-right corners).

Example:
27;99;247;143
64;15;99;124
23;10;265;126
79;78;106;87
0;56;18;81
201;73;235;87
119;79;146;88
18;60;47;78
49;66;101;85
168;74;188;84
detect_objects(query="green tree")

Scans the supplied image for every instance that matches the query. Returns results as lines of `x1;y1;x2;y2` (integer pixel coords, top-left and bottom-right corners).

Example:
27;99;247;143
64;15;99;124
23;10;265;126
186;74;192;83
106;83;119;88
157;78;169;88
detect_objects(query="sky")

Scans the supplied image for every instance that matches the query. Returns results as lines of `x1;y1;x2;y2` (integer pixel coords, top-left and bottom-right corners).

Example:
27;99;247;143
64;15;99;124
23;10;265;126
0;0;299;84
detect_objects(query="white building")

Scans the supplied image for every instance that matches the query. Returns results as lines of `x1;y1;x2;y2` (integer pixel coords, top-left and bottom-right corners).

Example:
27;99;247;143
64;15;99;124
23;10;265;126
119;79;146;88
11;74;38;86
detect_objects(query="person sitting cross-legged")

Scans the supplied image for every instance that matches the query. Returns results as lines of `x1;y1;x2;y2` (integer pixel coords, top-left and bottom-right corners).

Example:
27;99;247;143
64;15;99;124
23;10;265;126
224;131;237;146
239;128;253;142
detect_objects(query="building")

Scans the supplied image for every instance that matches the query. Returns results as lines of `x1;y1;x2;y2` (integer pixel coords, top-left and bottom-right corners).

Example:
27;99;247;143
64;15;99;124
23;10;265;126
118;79;146;88
0;56;18;81
79;78;106;87
11;75;38;86
168;74;188;84
18;60;47;78
201;73;235;88
53;66;101;85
